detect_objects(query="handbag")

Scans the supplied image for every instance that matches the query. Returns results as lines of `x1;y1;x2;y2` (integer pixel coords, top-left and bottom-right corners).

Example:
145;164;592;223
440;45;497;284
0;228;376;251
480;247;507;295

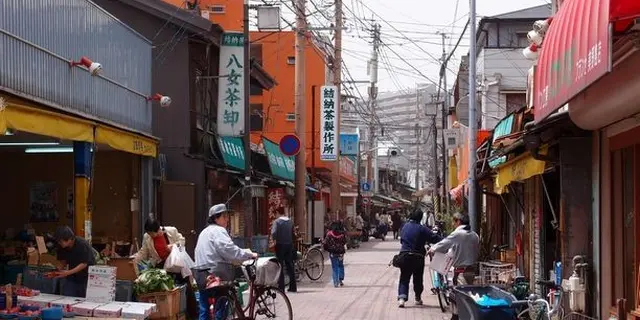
390;252;409;268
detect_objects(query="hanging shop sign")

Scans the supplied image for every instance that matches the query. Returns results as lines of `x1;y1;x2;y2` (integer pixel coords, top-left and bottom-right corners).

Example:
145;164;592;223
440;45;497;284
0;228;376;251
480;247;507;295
339;133;359;156
266;188;286;234
263;138;295;181
533;0;610;123
339;156;355;180
320;85;339;161
217;32;246;136
218;136;245;170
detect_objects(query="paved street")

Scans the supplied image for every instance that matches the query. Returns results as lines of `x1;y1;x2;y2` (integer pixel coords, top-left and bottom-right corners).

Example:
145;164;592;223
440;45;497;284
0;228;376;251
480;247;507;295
286;236;450;320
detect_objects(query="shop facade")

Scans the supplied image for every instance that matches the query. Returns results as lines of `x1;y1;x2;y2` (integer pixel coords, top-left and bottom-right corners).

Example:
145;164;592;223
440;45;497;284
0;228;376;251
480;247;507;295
0;1;156;246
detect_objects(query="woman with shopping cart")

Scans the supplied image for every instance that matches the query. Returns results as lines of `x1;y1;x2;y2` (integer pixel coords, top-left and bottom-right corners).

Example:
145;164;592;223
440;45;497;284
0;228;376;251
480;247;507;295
428;212;480;320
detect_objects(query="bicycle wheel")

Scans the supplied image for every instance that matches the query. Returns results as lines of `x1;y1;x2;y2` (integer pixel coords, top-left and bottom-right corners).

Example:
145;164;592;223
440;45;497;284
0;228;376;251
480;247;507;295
434;287;447;312
254;287;293;320
211;294;238;320
304;248;324;281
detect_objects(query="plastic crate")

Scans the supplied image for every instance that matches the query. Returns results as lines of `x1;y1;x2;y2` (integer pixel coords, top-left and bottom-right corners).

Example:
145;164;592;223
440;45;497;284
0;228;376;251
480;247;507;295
115;280;133;302
251;236;268;254
232;237;246;249
178;285;187;314
453;285;518;320
23;266;57;294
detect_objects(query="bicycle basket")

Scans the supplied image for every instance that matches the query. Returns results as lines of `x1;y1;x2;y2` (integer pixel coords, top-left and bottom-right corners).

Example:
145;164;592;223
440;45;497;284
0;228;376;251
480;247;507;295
253;257;281;287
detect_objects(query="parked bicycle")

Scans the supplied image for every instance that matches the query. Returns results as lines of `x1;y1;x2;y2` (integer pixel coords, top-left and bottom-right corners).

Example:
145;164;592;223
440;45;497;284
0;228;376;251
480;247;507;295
284;243;324;286
205;259;293;320
427;244;452;312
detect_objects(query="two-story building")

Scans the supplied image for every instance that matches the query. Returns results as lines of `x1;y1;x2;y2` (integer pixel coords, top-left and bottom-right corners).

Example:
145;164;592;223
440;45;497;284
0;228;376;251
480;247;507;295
0;0;158;246
94;0;276;248
458;4;551;130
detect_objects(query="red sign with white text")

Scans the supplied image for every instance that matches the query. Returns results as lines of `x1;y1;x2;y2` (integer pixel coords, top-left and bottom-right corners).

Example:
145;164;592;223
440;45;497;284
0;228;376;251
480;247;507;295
340;156;355;181
533;0;610;123
266;188;285;234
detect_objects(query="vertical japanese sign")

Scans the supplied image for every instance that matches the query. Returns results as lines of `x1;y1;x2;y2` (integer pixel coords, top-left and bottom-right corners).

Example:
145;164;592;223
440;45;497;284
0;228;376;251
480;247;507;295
320;85;339;161
217;32;245;136
267;188;285;235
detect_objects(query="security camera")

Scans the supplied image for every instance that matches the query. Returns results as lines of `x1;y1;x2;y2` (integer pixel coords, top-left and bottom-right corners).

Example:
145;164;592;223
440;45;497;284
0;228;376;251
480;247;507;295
88;62;103;76
160;96;172;107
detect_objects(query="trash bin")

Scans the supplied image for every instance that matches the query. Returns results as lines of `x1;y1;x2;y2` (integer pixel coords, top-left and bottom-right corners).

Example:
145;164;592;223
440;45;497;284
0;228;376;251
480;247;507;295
453;285;518;320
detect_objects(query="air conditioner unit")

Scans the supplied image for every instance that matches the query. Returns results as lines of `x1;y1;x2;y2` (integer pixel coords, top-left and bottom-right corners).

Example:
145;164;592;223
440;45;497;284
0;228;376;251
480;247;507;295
286;113;296;122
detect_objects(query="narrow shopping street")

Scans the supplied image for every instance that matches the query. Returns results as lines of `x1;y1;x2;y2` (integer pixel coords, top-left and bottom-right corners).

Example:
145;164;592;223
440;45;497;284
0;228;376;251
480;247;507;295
287;237;449;320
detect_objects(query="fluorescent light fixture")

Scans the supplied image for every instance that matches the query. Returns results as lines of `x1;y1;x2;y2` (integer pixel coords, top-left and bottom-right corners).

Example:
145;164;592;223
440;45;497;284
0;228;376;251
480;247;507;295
24;146;94;154
25;147;73;154
0;142;60;146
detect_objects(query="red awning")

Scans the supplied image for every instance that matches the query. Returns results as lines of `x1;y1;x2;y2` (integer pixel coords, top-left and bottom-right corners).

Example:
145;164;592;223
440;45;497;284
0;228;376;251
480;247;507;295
533;0;611;123
611;0;640;32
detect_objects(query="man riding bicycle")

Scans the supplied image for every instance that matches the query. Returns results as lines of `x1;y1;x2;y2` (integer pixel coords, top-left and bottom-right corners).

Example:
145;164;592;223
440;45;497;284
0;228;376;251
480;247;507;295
428;212;479;320
194;203;258;320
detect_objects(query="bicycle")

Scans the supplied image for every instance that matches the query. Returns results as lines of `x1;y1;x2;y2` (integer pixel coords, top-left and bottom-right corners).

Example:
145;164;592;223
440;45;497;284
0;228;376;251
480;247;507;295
205;259;293;320
284;243;324;286
427;245;452;312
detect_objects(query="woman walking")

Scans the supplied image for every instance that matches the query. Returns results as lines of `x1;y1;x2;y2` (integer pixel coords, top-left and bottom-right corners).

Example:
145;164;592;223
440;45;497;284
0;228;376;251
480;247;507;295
396;209;442;308
323;221;347;287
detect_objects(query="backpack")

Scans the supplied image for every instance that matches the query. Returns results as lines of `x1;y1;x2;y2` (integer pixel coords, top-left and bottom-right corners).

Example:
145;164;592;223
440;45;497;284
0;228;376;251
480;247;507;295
323;233;345;254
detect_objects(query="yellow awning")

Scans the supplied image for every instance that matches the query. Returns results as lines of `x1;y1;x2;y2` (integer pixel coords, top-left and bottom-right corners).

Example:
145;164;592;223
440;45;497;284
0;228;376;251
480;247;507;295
0;100;95;142
95;126;157;157
494;146;548;194
448;155;458;190
0;95;158;157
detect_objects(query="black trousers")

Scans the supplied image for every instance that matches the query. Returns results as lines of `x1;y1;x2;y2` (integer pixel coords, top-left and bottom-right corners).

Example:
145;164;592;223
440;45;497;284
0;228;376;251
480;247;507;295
275;243;297;292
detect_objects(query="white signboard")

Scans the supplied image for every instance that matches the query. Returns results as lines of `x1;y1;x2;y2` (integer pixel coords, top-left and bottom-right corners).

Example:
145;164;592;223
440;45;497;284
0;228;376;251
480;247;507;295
86;266;117;303
217;32;246;136
443;129;460;150
320;85;339;161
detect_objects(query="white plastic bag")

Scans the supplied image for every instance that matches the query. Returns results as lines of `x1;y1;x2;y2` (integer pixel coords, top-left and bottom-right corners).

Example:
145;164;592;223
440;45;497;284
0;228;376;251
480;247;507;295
179;249;195;278
164;246;186;273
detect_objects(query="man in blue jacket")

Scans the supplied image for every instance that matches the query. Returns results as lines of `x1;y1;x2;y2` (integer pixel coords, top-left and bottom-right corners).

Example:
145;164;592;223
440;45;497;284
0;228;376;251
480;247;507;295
397;209;442;308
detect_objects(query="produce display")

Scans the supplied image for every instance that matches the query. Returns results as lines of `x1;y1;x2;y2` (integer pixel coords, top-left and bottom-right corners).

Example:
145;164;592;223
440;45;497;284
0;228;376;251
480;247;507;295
0;287;39;298
133;268;175;296
0;304;42;318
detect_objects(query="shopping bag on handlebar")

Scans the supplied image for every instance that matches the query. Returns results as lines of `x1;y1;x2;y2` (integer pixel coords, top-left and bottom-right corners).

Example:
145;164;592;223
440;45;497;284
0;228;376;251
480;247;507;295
429;251;454;275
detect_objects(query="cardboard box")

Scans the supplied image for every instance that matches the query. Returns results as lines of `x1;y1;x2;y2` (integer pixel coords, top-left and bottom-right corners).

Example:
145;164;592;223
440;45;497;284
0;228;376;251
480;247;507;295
50;297;85;313
93;302;123;318
72;301;106;317
107;258;137;281
121;303;153;320
18;294;62;308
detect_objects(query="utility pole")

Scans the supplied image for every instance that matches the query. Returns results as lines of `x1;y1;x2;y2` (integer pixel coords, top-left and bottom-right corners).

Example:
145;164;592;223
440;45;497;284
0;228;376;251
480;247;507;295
242;0;253;241
331;0;343;217
367;23;380;219
439;32;450;216
468;0;478;232
294;0;308;238
430;108;441;217
414;122;420;197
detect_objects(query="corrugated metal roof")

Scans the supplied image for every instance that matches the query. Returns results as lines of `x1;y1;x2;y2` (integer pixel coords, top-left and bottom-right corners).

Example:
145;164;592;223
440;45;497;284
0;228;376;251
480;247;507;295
0;0;153;133
489;4;551;20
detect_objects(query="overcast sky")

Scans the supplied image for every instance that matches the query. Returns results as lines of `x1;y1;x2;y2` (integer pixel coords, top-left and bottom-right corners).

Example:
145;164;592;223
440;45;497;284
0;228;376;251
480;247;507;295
256;0;551;97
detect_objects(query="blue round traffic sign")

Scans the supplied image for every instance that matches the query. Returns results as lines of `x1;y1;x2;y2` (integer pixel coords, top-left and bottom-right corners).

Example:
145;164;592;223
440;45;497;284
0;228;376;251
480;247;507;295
280;134;301;156
362;182;371;192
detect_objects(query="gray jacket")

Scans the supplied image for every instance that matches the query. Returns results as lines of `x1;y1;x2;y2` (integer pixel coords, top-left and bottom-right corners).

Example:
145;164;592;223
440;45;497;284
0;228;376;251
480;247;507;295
194;224;254;267
431;225;480;268
271;216;294;245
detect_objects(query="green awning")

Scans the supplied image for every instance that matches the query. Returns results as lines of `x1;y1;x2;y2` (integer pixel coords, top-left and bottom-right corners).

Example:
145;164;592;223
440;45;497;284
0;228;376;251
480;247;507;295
263;138;295;181
218;136;245;170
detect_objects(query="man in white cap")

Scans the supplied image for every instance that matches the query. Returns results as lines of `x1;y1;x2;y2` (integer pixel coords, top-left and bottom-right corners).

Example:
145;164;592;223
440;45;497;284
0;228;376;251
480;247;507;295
194;203;258;320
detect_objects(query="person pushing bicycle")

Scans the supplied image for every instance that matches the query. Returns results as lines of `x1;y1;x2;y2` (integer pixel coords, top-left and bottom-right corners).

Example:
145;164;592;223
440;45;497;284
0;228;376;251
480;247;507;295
428;212;479;320
194;204;259;320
